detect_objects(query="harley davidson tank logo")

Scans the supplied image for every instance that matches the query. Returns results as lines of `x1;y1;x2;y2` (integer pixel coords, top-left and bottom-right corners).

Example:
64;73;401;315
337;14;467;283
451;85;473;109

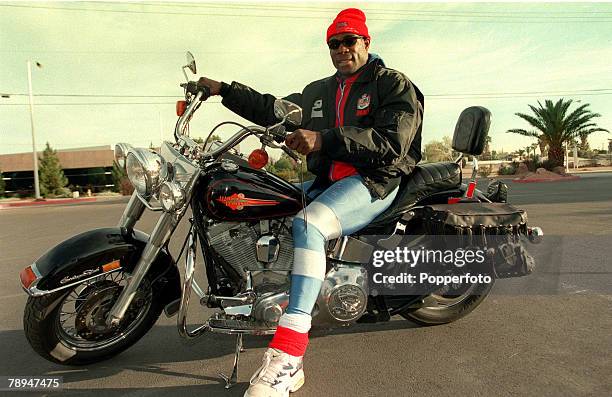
357;93;371;110
216;193;280;211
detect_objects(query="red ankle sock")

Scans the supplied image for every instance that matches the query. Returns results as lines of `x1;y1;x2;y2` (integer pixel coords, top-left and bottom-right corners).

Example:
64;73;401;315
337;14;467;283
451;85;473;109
269;325;309;357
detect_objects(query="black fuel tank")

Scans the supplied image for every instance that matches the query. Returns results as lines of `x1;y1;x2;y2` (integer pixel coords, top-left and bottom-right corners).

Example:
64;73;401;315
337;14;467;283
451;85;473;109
197;162;303;221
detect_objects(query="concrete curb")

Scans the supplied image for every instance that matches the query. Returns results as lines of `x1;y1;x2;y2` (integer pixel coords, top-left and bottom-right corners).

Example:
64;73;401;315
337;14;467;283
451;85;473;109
512;175;581;184
0;197;97;209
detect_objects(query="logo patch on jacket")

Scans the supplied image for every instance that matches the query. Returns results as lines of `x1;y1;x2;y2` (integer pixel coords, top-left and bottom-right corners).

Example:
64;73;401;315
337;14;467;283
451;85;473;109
311;99;323;118
357;93;371;110
356;93;371;116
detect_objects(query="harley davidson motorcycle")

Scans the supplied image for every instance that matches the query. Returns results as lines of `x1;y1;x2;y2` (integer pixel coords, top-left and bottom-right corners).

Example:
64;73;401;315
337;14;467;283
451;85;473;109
20;53;542;388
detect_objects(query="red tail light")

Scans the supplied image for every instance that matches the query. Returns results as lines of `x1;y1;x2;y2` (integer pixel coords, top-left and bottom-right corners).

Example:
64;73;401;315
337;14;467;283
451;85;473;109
20;266;38;289
176;100;187;116
248;149;269;169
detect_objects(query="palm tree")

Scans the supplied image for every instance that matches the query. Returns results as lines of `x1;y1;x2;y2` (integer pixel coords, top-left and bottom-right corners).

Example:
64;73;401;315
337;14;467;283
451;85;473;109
538;136;548;158
531;143;539;159
507;99;608;167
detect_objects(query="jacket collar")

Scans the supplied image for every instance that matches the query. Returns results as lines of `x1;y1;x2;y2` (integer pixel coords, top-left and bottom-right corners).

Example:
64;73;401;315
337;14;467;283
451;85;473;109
327;53;384;86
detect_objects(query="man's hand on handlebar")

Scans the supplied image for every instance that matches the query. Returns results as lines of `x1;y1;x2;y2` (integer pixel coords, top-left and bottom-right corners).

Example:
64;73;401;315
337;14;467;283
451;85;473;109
285;129;322;156
197;77;222;96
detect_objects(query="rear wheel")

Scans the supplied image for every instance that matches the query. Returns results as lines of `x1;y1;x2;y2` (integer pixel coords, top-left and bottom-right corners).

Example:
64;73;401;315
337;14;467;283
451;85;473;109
24;270;163;365
399;280;493;325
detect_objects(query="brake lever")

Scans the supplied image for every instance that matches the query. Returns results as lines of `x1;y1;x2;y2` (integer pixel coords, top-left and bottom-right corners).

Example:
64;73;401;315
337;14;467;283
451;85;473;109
280;145;301;163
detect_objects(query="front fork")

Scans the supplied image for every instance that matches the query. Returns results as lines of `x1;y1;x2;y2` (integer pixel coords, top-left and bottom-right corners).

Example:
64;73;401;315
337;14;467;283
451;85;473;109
106;191;179;327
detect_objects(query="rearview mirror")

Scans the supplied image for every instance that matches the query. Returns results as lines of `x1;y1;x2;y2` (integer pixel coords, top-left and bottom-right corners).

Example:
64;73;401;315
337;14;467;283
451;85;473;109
185;51;197;74
273;99;302;126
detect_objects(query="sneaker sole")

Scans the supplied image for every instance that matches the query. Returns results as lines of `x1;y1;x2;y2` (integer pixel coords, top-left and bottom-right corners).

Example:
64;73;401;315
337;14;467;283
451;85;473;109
289;370;305;393
243;370;304;397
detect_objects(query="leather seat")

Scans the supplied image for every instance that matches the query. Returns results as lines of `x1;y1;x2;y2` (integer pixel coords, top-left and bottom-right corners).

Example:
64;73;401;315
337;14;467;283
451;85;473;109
365;162;462;230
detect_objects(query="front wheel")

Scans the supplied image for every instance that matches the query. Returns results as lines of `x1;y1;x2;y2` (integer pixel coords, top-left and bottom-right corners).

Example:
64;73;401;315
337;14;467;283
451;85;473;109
399;280;494;326
24;270;164;365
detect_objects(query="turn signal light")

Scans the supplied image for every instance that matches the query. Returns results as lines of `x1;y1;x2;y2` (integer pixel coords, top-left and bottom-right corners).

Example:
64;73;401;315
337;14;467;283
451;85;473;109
20;266;38;289
102;260;121;273
176;100;187;116
248;149;269;169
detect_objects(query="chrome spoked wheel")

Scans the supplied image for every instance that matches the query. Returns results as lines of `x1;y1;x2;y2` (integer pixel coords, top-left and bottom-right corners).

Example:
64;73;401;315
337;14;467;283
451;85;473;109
54;271;152;351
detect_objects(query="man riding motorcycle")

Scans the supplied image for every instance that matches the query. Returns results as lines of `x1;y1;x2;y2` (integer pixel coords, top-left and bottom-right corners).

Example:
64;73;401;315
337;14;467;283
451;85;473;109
197;8;424;396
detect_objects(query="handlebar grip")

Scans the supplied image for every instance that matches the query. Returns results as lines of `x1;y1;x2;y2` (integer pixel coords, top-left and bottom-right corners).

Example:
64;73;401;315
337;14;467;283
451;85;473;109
184;81;210;100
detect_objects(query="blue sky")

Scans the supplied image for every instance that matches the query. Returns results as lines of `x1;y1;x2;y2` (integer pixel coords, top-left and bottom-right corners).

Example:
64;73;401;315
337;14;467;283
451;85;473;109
1;1;611;157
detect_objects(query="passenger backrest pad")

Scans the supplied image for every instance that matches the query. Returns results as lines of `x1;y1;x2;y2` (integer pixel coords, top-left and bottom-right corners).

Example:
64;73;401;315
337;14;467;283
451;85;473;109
452;106;491;156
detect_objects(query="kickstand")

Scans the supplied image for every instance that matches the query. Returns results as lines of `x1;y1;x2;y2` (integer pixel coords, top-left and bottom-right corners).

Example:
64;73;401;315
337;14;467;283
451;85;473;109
218;334;244;389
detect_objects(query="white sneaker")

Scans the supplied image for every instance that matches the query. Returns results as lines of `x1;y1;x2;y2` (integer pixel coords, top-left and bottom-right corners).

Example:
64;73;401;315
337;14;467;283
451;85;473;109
244;348;305;397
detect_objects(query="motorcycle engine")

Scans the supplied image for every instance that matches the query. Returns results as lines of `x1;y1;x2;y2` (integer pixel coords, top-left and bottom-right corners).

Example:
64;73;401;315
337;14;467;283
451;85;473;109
207;220;369;327
206;220;294;293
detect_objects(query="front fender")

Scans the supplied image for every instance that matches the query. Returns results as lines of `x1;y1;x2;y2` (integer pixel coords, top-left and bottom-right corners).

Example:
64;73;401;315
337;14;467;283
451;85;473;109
23;227;181;305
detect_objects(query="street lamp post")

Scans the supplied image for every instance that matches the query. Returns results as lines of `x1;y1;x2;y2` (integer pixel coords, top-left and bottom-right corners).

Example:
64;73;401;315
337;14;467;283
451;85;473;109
27;60;42;200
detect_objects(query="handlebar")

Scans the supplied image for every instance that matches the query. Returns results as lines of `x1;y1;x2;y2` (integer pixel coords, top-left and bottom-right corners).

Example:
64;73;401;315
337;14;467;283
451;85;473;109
201;125;266;161
175;82;301;165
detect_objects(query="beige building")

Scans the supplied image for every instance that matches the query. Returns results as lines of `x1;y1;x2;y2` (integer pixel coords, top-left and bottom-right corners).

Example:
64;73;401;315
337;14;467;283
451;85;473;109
0;145;114;173
0;146;115;194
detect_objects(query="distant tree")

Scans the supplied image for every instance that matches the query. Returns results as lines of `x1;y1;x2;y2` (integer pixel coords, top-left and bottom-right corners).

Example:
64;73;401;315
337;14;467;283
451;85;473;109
274;155;293;171
193;134;222;144
578;131;590;153
38;142;68;197
0;168;5;197
423;136;454;163
481;136;492;160
507;99;608;167
111;160;128;194
267;153;314;182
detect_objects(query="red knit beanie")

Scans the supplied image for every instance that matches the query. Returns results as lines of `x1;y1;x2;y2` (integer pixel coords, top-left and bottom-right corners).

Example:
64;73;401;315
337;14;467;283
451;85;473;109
326;8;370;43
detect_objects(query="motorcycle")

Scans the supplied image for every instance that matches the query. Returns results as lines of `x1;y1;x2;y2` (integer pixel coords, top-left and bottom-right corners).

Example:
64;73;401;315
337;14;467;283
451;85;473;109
20;53;543;388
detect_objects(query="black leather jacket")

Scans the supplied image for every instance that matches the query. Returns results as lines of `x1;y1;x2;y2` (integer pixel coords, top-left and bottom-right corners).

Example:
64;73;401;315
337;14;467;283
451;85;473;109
220;57;423;199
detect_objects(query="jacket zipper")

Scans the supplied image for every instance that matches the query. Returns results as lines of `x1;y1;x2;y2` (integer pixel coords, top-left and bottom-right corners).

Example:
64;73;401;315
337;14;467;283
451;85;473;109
330;80;346;181
336;80;345;127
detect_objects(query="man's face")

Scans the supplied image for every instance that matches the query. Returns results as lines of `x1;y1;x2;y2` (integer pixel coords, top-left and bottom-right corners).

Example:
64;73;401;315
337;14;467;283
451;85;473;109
329;33;370;77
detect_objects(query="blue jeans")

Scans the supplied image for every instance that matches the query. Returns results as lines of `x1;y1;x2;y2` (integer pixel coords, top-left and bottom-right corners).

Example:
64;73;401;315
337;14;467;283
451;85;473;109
287;175;398;317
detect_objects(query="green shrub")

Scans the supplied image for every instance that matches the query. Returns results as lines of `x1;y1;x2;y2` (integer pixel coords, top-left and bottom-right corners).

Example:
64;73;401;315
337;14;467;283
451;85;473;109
498;164;517;175
478;165;492;178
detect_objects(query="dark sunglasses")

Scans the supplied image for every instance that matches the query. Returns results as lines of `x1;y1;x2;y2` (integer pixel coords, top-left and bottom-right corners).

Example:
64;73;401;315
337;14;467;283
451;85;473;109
327;35;363;50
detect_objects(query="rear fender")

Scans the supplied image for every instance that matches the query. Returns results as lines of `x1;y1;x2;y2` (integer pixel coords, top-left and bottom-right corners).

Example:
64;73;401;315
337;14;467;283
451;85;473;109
22;227;181;306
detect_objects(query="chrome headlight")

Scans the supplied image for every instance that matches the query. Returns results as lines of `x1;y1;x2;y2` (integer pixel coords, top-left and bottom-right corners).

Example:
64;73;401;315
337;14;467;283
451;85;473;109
114;143;133;169
159;181;185;212
126;148;167;199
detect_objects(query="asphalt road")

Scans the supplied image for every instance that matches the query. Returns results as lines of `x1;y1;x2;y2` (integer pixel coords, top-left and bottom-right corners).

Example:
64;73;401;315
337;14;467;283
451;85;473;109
0;174;610;397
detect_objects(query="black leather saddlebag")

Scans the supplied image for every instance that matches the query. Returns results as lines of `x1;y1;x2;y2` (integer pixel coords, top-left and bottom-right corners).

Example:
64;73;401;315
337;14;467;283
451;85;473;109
420;203;534;278
422;203;528;236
